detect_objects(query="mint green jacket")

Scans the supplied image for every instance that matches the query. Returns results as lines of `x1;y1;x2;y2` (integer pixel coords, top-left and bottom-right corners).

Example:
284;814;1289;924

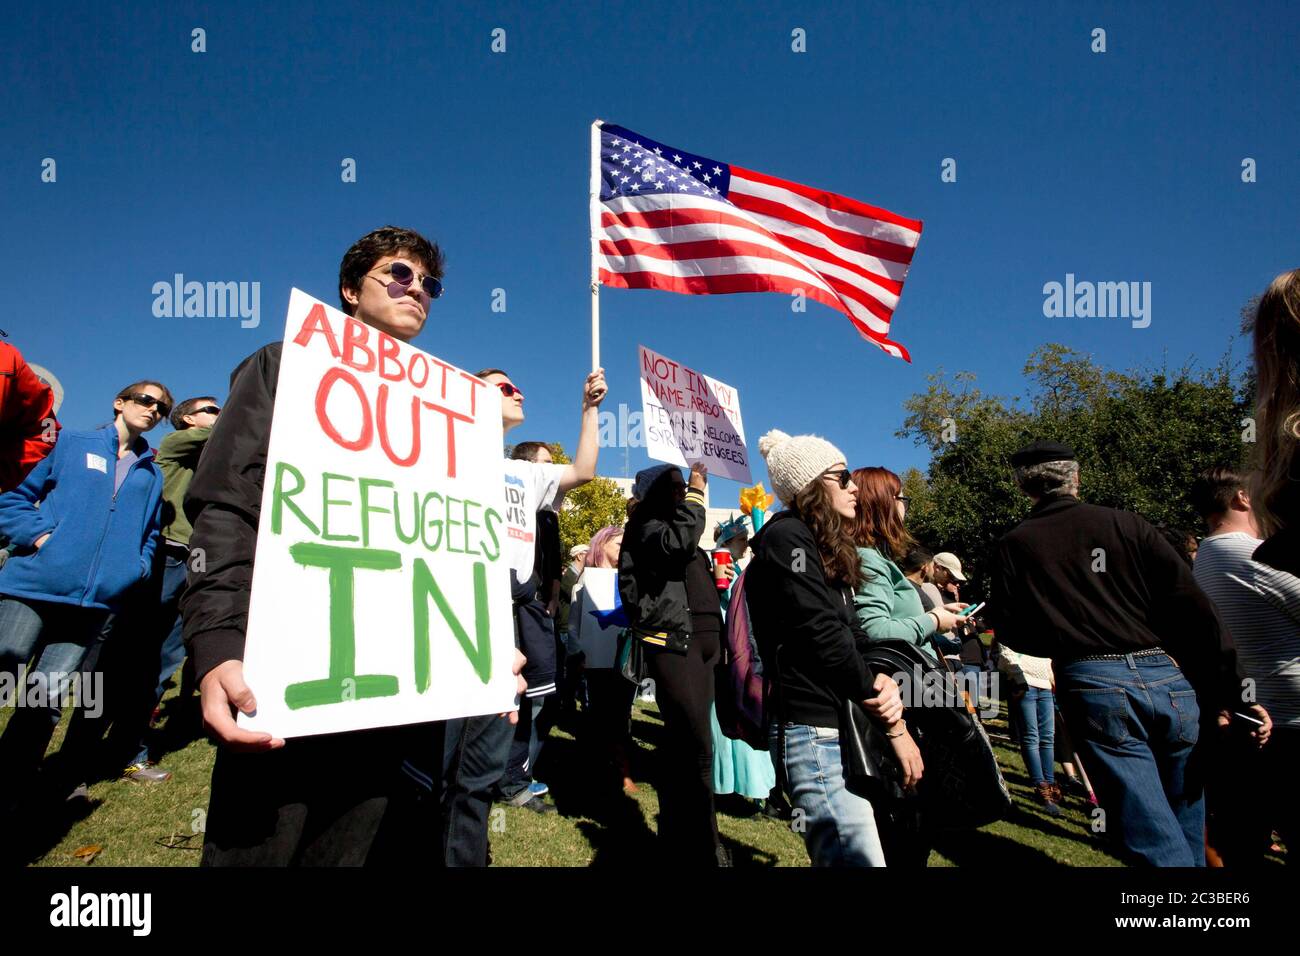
854;546;938;661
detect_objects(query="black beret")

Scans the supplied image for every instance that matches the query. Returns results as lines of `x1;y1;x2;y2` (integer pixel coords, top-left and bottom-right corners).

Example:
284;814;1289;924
1010;440;1076;468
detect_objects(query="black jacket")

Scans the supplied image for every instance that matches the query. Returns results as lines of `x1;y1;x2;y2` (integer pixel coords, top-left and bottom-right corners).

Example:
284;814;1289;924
180;342;281;682
617;485;707;647
746;511;876;729
990;493;1242;708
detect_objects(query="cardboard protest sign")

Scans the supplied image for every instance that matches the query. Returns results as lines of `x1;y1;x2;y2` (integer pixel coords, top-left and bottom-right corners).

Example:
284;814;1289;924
638;345;751;483
239;289;517;737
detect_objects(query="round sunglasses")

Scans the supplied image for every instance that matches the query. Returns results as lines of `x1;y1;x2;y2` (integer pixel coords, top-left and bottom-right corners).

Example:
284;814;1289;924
368;261;443;308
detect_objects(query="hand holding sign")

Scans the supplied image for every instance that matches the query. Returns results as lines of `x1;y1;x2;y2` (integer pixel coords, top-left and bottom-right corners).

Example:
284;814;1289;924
583;368;608;409
689;461;708;492
201;660;285;752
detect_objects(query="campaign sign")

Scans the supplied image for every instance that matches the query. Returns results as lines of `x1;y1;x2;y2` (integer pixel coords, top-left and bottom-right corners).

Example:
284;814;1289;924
638;345;751;483
239;289;517;737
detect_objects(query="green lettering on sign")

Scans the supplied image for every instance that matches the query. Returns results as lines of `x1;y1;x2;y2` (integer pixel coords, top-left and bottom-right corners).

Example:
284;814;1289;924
284;542;401;709
412;558;492;689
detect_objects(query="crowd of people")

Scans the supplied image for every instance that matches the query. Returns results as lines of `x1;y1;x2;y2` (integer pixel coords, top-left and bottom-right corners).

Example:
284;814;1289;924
0;228;1295;869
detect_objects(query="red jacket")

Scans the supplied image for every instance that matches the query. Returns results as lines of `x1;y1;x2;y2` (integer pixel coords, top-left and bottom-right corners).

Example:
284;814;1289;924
0;341;59;493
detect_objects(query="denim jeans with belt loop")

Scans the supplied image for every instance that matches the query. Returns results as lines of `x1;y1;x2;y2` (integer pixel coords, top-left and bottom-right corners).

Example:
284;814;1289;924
1056;651;1204;867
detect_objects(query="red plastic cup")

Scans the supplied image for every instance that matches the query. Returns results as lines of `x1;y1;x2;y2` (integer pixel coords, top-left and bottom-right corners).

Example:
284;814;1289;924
713;549;732;589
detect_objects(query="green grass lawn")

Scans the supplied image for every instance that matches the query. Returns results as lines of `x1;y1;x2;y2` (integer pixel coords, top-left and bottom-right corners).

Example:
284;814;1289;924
4;682;1139;867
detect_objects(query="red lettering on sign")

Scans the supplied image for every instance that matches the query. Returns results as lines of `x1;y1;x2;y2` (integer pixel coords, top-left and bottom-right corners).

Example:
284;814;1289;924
376;384;421;467
293;304;342;358
315;367;374;451
341;318;376;373
422;400;473;479
377;332;404;382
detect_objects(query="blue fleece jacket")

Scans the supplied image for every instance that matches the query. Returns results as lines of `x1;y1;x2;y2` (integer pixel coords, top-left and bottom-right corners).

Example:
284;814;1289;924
0;426;162;610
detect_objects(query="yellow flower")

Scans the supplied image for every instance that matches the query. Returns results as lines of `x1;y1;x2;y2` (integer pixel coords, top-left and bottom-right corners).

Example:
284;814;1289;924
739;483;774;515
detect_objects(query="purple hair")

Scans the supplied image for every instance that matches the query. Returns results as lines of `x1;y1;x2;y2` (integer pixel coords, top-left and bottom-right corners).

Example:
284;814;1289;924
586;525;624;569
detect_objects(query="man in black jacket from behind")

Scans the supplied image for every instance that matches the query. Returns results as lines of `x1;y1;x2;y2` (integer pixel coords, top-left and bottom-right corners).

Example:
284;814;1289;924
989;440;1263;867
181;226;522;866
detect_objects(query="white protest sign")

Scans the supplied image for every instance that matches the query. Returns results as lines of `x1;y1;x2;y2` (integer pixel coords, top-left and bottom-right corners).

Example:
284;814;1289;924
570;567;622;669
638;345;751;483
240;289;517;737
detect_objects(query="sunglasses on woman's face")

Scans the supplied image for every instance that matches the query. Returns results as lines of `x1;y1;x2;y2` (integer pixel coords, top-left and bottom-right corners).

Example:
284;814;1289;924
128;393;172;418
822;469;852;489
495;382;524;400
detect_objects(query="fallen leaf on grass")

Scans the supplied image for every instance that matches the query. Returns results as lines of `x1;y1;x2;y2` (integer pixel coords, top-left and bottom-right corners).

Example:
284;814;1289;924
72;844;103;864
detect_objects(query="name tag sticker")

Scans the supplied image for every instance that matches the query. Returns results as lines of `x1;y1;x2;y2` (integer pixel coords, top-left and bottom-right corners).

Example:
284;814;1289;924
86;453;108;473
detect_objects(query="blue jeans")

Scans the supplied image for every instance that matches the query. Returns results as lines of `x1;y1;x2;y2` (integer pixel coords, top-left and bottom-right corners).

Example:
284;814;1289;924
130;550;189;765
1013;686;1055;786
498;697;545;800
1057;652;1204;867
154;553;190;697
0;596;108;778
440;712;514;866
772;722;887;867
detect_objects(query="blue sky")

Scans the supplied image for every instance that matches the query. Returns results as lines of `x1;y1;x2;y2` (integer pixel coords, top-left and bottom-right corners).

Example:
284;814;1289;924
4;1;1296;508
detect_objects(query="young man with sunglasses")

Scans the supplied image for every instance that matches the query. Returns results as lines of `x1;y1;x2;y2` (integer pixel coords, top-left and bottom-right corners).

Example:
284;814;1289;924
0;381;168;813
429;366;606;862
181;226;527;866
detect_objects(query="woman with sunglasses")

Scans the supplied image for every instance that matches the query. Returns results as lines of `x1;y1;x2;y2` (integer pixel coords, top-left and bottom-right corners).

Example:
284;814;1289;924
849;467;967;662
0;380;169;802
746;430;919;866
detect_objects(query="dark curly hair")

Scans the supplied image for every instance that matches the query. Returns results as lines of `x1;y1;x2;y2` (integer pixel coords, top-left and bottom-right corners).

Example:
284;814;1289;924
338;226;445;316
790;477;863;590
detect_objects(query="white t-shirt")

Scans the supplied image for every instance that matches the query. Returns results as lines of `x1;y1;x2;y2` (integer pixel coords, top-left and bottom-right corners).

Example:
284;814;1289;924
502;458;566;582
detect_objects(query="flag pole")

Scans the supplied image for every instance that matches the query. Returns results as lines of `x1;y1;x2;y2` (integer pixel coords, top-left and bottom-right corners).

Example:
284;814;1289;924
589;119;603;372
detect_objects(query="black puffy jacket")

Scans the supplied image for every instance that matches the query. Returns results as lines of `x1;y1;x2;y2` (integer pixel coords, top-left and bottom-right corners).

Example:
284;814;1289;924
617;474;707;651
180;342;281;681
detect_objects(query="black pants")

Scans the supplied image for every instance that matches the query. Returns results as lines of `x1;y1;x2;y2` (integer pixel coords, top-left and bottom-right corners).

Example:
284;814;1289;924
201;722;442;866
645;629;721;865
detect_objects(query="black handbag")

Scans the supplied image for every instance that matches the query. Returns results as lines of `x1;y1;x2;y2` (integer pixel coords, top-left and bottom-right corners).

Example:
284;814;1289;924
860;639;1011;830
840;698;906;805
615;628;646;685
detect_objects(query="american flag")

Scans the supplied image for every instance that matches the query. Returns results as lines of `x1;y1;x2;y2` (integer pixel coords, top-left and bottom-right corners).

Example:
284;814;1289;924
592;122;923;361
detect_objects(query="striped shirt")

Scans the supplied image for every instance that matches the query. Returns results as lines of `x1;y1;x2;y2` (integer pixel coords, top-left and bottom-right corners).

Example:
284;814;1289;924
1193;532;1300;727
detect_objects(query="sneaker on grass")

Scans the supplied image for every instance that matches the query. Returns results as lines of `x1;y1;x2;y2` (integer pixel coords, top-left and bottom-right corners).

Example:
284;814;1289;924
121;763;172;784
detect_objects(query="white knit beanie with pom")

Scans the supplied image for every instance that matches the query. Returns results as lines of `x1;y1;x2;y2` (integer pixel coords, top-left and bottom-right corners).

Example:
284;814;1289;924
758;429;847;506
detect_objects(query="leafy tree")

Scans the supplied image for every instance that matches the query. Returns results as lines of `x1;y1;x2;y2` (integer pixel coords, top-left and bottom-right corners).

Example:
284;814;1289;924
520;443;629;555
898;344;1250;596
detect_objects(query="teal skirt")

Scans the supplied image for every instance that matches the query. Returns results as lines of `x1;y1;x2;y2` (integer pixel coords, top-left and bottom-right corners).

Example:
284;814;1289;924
710;704;776;799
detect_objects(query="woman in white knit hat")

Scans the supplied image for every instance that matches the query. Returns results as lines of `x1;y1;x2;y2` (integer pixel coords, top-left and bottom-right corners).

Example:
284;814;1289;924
745;429;923;866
